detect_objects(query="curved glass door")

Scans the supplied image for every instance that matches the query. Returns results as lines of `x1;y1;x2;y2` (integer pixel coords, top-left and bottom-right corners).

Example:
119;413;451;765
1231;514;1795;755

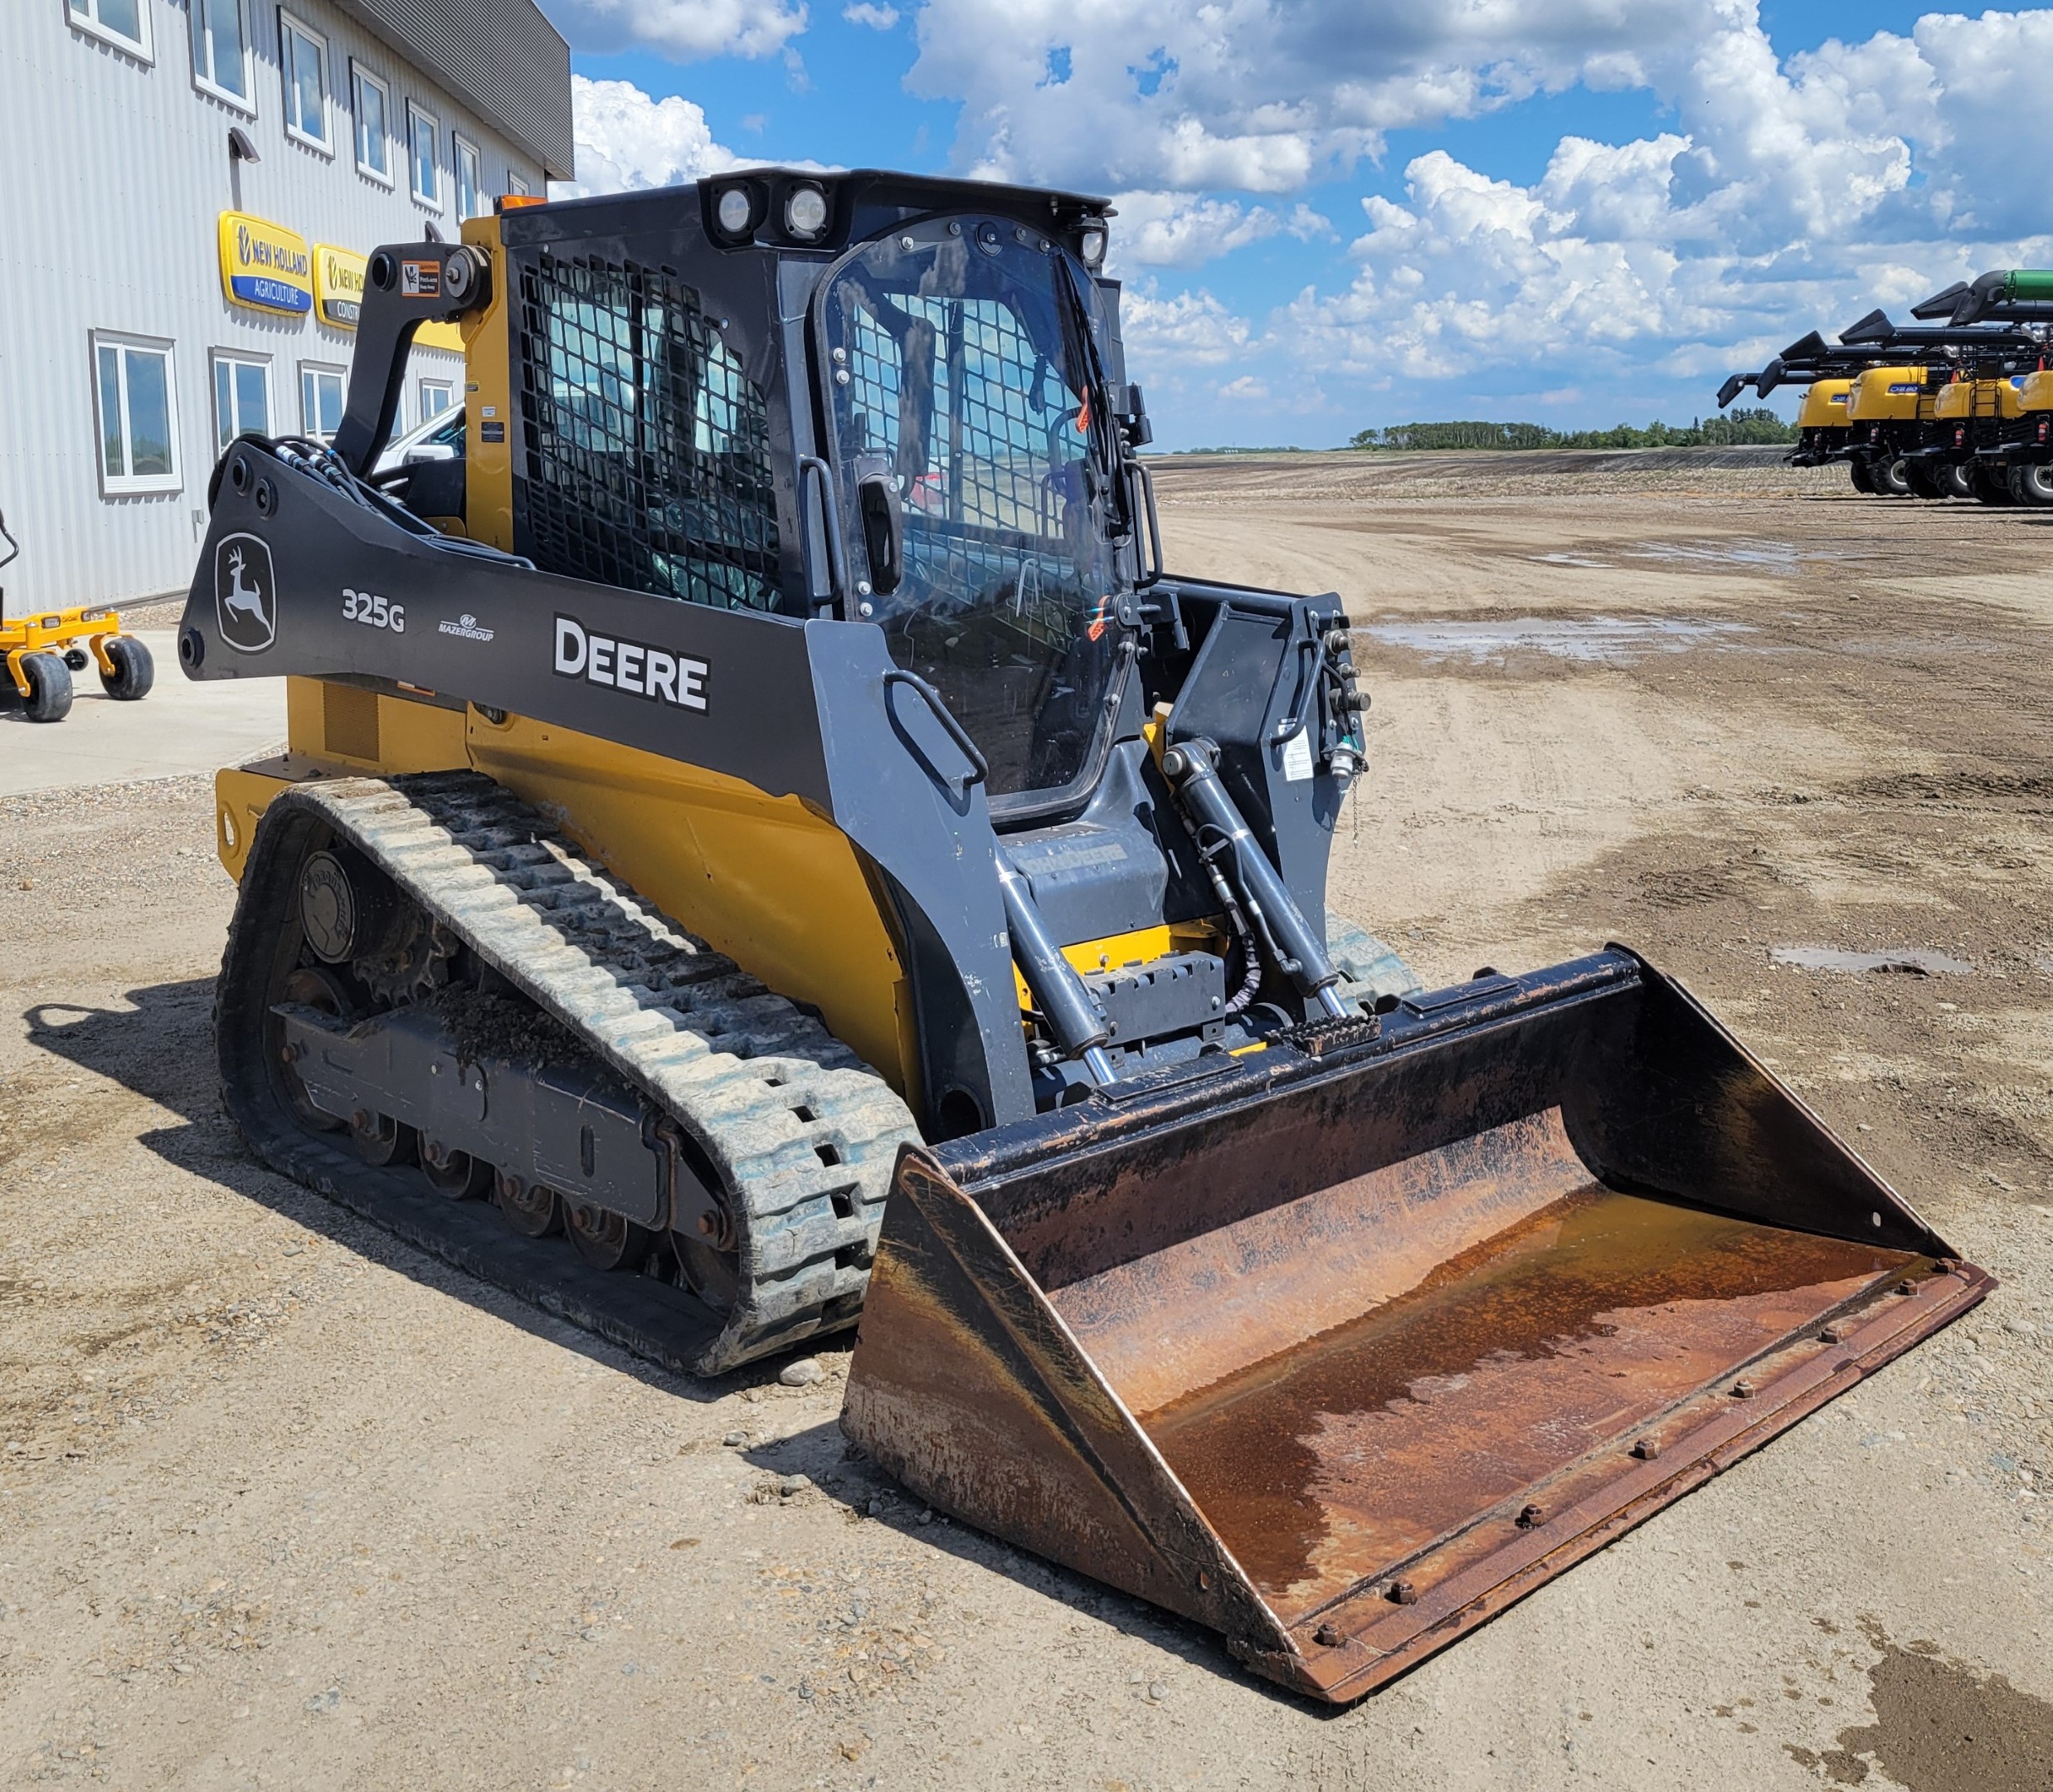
820;217;1128;807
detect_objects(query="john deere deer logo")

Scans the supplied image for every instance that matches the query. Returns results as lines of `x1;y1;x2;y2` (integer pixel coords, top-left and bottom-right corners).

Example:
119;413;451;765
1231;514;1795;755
215;533;276;653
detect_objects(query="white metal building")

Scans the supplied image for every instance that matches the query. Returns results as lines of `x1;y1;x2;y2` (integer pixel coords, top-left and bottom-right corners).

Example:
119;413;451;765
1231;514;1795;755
1;0;572;616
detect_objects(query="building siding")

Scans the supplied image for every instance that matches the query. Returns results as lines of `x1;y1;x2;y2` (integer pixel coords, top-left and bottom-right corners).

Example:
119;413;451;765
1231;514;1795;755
334;0;572;179
0;0;548;615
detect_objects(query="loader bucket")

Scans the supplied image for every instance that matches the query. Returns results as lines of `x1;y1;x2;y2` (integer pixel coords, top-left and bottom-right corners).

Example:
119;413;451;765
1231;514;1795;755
841;950;1992;1702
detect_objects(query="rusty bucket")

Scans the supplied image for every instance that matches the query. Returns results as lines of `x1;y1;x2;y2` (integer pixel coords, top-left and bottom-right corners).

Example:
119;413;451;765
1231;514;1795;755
841;950;1991;1701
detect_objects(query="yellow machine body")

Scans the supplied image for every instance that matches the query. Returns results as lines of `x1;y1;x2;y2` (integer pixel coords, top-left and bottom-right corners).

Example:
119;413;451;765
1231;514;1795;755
1795;379;1853;428
1845;366;1938;423
1934;376;2027;421
2017;368;2053;413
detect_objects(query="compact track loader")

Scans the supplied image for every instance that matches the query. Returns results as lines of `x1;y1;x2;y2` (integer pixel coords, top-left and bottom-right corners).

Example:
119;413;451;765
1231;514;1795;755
181;174;1990;1701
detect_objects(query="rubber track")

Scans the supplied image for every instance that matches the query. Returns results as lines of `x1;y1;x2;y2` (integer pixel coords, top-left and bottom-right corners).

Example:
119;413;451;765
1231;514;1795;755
220;771;920;1375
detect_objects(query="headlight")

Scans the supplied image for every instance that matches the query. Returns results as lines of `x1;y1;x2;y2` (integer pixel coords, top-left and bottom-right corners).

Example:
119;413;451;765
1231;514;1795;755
716;186;752;236
1078;225;1107;267
785;185;829;239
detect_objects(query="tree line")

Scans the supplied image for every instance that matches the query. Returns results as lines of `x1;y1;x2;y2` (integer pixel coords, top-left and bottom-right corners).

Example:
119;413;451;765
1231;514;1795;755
1349;410;1797;451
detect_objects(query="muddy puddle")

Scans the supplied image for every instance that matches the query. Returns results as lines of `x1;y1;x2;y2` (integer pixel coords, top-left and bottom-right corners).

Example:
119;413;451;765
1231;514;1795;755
1527;538;1872;574
1787;1619;2053;1790
1771;947;1973;976
1360;615;1754;665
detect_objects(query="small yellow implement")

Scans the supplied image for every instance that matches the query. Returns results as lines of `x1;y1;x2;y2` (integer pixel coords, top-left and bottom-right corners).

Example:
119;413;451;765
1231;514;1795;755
1;604;154;722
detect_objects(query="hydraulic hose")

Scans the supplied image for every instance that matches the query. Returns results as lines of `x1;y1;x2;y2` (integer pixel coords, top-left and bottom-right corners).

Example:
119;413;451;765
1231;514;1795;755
1161;738;1348;1020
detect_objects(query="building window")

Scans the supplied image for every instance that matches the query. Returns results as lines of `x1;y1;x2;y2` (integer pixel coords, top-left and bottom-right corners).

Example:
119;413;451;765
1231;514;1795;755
92;334;182;496
406;101;440;206
280;12;328;149
191;0;252;107
506;170;529;197
212;352;270;453
351;62;391;183
68;0;153;59
301;363;346;438
454;134;482;221
418;379;455;422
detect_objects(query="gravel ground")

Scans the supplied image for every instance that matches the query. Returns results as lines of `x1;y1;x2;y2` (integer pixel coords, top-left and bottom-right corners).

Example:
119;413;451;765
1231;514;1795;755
1;451;2048;1790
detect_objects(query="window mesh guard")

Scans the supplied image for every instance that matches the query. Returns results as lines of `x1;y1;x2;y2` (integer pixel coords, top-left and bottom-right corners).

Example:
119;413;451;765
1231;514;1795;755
840;291;1085;648
516;254;781;610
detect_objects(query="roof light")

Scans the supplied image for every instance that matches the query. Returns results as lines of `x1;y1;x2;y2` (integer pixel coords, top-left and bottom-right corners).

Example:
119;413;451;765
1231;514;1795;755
1078;224;1107;267
785;185;829;240
716;186;752;237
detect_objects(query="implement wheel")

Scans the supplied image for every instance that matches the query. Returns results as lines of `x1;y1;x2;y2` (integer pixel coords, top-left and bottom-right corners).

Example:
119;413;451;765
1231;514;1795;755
1847;460;1875;494
100;635;154;700
1943;461;1975;500
1971;467;2015;505
20;653;72;723
2010;462;2053;506
1876;457;1913;497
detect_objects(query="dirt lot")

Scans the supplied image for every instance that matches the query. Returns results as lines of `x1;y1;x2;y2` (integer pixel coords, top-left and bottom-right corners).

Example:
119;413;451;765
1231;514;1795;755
2;450;2050;1790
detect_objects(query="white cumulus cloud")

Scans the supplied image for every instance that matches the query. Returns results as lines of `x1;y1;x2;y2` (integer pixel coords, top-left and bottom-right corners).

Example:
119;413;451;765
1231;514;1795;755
538;0;806;61
1108;193;1282;270
909;0;1714;194
843;2;899;27
553;76;745;197
1118;285;1253;367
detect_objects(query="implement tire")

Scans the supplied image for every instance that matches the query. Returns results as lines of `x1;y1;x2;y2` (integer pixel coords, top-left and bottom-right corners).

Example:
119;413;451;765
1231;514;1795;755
99;635;154;700
1971;466;2015;506
1943;461;1975;500
2010;462;2053;506
1903;460;1945;500
21;652;73;723
1848;459;1876;494
1877;457;1913;497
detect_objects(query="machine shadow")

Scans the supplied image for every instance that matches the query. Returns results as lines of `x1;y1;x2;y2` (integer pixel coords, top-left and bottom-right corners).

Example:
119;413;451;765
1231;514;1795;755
22;975;775;1406
740;1416;1346;1714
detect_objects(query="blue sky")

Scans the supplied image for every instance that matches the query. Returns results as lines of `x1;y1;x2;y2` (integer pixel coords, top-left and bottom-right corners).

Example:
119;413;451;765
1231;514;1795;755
539;2;2053;449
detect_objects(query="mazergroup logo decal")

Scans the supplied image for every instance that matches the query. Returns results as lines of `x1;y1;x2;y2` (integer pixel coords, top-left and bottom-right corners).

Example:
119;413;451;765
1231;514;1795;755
439;613;494;642
215;533;277;653
553;614;707;711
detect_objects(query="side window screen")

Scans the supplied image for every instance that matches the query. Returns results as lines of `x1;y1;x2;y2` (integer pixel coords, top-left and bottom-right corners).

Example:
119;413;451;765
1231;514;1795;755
517;254;782;611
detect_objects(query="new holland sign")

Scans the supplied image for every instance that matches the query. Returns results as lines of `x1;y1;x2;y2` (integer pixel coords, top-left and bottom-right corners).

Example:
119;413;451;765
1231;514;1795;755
314;244;366;329
218;212;313;316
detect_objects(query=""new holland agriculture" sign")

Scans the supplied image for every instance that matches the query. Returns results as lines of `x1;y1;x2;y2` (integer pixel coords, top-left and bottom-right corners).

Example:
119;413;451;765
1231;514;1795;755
216;212;314;316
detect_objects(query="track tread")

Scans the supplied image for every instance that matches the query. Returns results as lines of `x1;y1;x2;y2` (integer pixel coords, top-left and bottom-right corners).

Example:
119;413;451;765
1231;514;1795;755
226;771;919;1374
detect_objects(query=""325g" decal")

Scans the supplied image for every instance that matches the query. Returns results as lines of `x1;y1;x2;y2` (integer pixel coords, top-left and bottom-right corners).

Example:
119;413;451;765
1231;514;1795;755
343;587;405;632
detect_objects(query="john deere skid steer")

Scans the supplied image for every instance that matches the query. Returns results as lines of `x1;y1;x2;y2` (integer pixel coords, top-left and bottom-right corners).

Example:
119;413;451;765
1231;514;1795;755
180;173;1990;1701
